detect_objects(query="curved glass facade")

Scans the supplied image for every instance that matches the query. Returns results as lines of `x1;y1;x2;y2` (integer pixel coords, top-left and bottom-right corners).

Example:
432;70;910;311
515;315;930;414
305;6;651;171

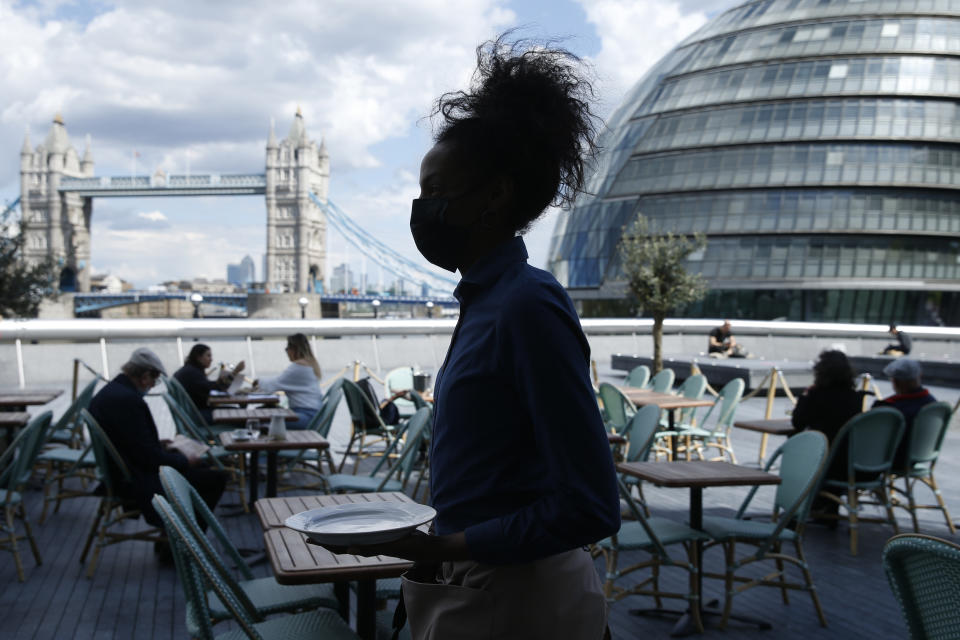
549;0;960;324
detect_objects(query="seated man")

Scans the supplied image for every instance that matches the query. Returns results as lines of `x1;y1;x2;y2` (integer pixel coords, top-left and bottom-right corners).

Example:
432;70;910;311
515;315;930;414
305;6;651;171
872;358;936;469
882;324;912;356
88;347;227;529
708;320;738;357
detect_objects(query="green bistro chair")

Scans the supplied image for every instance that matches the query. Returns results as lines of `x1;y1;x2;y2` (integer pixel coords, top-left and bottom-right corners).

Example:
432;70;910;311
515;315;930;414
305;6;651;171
78;409;165;578
338;378;398;474
817;407;905;556
889;401;955;534
597;382;636;434
163;393;249;513
701;431;829;628
277;383;344;491
647;369;676;393
384;366;416;418
0;415;49;581
159;466;339;621
323;407;431;497
655;374;708;459
883;533;960;640
37;380;114;524
46;378;99;447
618;405;662;517
680;378;745;463
596;477;711;633
151;495;360;640
625;365;651;389
164;375;233;442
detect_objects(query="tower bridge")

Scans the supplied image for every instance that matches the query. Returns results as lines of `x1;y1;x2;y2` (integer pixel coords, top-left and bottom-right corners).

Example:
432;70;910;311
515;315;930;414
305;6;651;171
16;109;456;300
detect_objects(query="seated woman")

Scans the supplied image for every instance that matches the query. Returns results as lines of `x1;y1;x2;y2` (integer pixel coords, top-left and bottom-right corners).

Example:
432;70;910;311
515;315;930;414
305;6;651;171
173;344;244;424
792;349;865;519
253;333;323;428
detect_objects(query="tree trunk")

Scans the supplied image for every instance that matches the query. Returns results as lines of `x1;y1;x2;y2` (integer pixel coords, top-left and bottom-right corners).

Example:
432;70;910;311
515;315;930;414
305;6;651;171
652;314;664;374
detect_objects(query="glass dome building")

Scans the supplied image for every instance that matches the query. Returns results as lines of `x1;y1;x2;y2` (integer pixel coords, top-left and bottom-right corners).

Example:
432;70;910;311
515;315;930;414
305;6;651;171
548;0;960;324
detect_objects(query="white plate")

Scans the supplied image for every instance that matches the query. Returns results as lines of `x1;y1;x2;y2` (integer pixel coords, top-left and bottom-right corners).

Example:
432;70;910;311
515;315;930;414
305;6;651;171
285;502;436;546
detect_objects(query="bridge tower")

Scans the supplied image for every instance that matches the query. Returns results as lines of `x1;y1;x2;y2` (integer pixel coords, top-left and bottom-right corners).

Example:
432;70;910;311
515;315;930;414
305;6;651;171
19;114;94;292
264;108;329;293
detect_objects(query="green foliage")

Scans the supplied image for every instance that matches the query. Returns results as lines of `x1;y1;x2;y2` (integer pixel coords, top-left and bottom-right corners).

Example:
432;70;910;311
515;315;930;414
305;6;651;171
0;207;56;318
619;215;708;318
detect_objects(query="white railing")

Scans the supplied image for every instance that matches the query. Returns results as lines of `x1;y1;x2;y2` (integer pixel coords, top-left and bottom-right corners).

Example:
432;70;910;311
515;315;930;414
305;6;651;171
2;317;957;389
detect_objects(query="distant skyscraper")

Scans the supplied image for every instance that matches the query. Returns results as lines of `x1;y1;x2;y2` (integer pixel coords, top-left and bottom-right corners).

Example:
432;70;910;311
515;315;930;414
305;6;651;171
226;254;256;287
330;263;354;293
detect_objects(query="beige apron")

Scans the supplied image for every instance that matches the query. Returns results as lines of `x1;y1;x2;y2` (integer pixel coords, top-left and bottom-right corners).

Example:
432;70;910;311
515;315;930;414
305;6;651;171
401;548;607;640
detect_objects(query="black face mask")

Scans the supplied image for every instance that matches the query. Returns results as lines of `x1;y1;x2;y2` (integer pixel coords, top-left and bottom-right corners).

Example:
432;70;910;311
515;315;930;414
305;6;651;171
410;192;483;273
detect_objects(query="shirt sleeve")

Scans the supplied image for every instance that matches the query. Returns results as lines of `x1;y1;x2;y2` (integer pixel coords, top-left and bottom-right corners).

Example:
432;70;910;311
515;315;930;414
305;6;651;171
463;282;621;564
114;394;189;473
256;366;293;393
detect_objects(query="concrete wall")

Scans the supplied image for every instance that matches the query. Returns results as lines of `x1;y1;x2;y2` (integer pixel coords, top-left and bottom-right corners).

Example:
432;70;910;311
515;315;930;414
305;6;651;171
247;293;323;319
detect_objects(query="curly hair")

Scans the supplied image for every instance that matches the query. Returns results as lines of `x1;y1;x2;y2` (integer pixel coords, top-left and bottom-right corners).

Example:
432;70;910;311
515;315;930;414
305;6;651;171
813;350;855;389
432;33;599;233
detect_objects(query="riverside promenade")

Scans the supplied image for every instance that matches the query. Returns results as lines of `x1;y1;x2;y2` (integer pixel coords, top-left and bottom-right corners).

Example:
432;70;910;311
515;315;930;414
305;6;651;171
1;368;956;639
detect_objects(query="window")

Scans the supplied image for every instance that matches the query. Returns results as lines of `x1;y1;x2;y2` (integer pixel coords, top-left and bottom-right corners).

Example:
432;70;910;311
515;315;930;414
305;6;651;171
829;63;848;79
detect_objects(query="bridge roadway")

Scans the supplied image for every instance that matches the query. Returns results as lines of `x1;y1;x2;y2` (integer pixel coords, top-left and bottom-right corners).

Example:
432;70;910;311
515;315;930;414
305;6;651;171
72;290;459;314
58;174;266;197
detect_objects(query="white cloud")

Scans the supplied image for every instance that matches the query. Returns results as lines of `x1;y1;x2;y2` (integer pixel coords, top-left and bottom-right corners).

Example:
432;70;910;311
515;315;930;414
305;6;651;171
575;0;713;109
137;210;167;223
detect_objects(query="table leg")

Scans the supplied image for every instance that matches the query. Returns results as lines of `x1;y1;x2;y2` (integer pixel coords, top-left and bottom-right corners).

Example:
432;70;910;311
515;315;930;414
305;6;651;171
356;579;377;640
669;410;679;460
248;450;260;506
266;451;278;498
334;582;350;621
666;488;704;637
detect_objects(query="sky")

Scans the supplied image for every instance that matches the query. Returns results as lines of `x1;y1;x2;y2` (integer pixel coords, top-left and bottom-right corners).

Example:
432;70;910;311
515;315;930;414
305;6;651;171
0;0;739;289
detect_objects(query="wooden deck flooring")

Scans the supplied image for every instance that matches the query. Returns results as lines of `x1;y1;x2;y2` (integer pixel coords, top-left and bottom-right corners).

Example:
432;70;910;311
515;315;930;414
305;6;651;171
1;378;957;639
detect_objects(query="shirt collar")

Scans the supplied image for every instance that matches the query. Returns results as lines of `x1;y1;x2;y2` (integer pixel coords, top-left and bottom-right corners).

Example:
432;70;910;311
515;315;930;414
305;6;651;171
454;236;528;301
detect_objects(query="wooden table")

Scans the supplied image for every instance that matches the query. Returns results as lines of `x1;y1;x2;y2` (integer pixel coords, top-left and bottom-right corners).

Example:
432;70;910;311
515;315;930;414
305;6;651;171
617;461;780;635
0;412;30;429
734;418;797;466
620;389;715;459
219;430;329;502
211;407;297;424
207;393;280;407
257;492;417;640
0;390;63;411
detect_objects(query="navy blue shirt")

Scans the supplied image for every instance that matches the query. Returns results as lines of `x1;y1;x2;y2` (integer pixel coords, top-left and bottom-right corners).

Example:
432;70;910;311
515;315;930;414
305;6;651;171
429;237;621;565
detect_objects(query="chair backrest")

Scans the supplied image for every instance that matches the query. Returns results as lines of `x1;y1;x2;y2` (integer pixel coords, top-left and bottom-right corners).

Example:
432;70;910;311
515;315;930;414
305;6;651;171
734;431;828;546
51;378;98;437
79;409;135;497
625;365;650;389
159;466;254;580
161;394;225;471
699;378;745;435
0;413;50;499
676;374;707;423
906;401;953;469
597;382;635;433
616;476;671;558
378;407;431;490
152;495;263;640
648;369;675;393
883;533;960;640
623;404;661;464
827;407;905;481
309;384;343;438
341;378;387;432
164;375;210;430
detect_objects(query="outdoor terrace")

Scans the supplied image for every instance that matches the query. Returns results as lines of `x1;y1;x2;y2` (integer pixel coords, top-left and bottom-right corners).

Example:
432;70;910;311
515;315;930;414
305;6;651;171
1;370;956;639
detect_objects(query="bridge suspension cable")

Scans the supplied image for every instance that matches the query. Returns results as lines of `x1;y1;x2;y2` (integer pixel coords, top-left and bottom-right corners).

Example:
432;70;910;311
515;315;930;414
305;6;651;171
310;192;458;296
1;196;21;223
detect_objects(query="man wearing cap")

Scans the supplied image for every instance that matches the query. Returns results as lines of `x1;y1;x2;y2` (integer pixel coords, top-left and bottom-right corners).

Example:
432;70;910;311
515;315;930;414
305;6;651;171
88;347;227;530
873;358;936;468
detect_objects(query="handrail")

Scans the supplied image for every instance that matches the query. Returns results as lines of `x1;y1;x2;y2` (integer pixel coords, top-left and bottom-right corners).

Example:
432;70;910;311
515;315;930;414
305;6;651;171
1;317;959;342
